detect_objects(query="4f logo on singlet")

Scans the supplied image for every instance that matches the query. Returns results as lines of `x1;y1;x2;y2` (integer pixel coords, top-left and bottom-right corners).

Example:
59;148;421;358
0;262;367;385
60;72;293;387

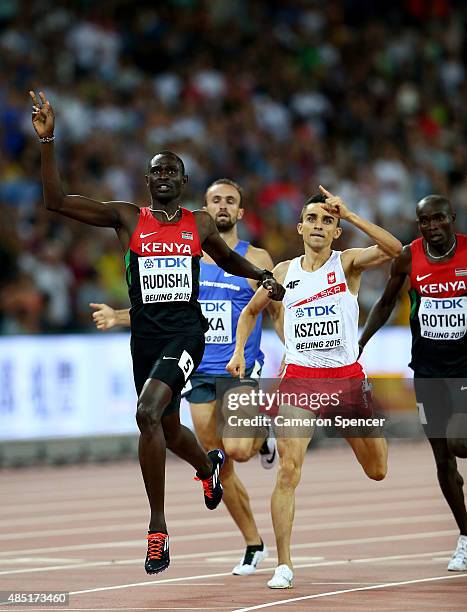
286;279;300;289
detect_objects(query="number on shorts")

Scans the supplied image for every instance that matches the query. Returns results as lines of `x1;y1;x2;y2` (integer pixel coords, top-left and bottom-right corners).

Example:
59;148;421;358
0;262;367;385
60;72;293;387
416;402;427;425
178;350;194;381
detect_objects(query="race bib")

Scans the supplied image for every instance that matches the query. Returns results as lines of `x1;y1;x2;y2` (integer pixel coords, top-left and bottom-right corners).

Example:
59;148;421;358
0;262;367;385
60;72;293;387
138;256;192;303
200;300;232;344
418;296;467;341
292;303;343;351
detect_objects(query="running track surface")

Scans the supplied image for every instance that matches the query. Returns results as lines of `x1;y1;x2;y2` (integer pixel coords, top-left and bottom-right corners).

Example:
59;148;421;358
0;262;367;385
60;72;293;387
0;441;466;611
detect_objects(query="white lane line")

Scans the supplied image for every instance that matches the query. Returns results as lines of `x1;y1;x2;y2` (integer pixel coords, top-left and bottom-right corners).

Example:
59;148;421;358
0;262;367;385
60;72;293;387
231;574;467;612
64;547;457;596
0;545;453;583
0;488;441;529
0;529;456;564
206;556;322;564
0;460;430;490
0;557;84;565
0;502;450;543
0;494;445;557
0;516;454;576
0;482;442;525
290;529;456;553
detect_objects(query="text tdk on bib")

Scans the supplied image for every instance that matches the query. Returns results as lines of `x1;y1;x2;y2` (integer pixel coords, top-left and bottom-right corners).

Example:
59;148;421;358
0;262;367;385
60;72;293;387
200;300;232;344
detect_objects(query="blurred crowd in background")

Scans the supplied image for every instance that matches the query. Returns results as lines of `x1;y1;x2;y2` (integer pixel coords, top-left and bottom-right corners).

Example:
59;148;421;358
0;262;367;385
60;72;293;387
1;0;467;334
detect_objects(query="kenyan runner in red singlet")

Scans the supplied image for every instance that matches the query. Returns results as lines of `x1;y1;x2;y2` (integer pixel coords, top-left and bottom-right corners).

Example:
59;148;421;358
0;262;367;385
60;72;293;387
30;90;285;575
360;194;467;571
409;234;467;375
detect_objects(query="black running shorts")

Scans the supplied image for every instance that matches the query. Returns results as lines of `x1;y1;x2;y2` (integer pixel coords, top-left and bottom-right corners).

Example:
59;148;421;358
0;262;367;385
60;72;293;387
414;374;467;438
131;334;205;415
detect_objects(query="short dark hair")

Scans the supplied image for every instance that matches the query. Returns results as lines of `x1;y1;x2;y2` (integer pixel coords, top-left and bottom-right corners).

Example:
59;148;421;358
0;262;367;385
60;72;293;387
299;193;340;226
416;194;453;215
206;178;244;208
147;151;185;174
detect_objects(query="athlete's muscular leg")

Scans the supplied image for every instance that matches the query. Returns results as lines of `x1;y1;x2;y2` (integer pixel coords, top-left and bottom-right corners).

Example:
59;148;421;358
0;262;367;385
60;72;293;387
136;379;211;533
223;435;265;463
221;385;266;462
162;411;213;475
136;378;171;533
191;401;262;546
345;436;387;481
427;437;467;535
272;435;311;569
447;414;467;459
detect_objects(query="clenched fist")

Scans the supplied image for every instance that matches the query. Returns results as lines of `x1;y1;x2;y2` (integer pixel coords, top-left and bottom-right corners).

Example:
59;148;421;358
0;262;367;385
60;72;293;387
90;303;117;330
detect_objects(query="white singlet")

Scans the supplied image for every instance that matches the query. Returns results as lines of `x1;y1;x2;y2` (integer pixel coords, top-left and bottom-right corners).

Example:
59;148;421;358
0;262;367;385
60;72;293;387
283;251;359;368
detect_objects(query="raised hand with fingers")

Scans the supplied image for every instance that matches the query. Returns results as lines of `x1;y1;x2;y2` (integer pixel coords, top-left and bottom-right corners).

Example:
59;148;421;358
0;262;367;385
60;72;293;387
29;90;55;140
318;185;350;220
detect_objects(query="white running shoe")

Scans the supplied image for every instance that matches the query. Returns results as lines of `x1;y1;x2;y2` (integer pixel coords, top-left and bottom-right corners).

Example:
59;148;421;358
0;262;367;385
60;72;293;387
447;535;467;571
260;436;277;470
232;544;268;575
267;564;293;589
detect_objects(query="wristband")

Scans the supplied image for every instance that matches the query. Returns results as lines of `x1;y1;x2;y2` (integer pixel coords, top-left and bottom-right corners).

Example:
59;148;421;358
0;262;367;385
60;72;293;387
257;270;274;288
39;135;55;143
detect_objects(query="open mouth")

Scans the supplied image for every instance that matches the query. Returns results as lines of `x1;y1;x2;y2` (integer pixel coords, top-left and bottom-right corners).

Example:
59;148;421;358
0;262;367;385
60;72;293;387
157;183;171;192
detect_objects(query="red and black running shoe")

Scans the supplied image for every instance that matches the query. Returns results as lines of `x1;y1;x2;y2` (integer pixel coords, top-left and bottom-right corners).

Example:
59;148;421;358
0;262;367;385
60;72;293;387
145;532;170;574
194;449;225;510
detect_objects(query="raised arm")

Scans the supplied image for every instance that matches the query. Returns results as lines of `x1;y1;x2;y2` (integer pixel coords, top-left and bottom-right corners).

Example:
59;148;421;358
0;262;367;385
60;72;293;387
195;210;285;301
226;261;289;377
319;185;402;272
30;91;138;239
243;245;285;342
266;300;285;344
359;246;411;352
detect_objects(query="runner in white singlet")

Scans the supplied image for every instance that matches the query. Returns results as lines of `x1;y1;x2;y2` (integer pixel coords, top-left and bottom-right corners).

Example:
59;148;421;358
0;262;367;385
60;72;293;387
227;186;403;589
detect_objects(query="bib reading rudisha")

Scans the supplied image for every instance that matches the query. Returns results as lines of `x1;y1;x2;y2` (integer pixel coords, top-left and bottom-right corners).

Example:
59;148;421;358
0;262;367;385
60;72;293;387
409;234;467;376
126;207;206;337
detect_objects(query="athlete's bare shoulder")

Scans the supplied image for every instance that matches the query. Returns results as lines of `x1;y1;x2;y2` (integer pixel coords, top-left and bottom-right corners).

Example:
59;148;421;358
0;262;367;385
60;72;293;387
272;260;291;284
110;200;140;224
393;244;412;275
245;244;267;257
245;244;273;269
192;209;216;238
192;208;210;219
